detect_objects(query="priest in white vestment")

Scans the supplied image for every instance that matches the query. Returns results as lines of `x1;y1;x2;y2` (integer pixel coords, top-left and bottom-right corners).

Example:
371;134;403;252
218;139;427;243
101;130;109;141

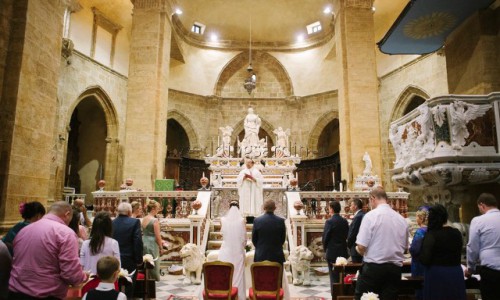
237;159;264;216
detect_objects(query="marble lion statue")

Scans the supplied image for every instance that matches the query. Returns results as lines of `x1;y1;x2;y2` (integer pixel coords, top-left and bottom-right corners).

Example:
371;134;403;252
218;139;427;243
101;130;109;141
180;243;204;285
289;245;314;286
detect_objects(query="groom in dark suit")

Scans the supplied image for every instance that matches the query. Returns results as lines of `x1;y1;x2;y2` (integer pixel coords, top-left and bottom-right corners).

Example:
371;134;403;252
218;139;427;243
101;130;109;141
113;202;143;297
322;200;349;292
347;198;365;263
252;199;286;264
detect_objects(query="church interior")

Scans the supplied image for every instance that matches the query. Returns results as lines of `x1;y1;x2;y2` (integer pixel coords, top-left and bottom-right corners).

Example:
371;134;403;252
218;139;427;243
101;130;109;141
1;0;500;299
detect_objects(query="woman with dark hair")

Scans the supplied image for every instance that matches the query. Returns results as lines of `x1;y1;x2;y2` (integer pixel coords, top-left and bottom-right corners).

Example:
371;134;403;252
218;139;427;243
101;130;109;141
419;204;466;300
409;206;429;300
2;201;46;255
80;211;120;274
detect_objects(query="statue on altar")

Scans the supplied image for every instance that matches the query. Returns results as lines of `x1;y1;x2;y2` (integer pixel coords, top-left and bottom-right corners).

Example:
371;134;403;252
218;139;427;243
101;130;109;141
215;126;234;158
236;158;264;216
362;152;372;176
272;127;291;157
239;108;268;158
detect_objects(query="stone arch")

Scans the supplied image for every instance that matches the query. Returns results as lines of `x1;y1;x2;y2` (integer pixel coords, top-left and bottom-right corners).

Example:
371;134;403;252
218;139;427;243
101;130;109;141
232;117;276;145
214;51;294;97
66;86;120;190
307;111;339;152
167;110;200;149
390;85;430;122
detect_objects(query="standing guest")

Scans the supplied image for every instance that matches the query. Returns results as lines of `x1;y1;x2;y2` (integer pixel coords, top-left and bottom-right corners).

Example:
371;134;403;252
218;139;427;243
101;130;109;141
8;201;88;299
142;199;164;281
82;256;126;300
409;206;429;300
131;201;143;218
252;199;286;264
466;193;500;300
322;200;349;292
112;202;143;297
354;187;408;300
68;208;86;250
347;198;365;263
420;204;465;300
0;240;12;300
81;212;121;274
2;201;45;255
73;198;92;227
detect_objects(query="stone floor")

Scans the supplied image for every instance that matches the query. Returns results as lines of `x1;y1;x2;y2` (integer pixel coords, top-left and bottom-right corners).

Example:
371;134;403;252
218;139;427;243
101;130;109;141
155;270;332;299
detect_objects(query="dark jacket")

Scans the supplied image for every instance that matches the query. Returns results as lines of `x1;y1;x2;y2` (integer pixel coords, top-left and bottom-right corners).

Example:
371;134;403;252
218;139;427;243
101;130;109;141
112;215;143;272
252;212;286;263
347;210;365;260
322;214;349;261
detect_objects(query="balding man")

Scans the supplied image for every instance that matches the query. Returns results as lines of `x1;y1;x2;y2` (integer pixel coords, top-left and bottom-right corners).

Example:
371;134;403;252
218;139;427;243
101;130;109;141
73;198;91;227
8;201;88;299
252;199;286;264
113;202;143;297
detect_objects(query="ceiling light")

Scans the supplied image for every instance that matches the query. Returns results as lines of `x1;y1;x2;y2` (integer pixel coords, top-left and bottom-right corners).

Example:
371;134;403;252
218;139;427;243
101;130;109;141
210;33;218;41
297;34;304;42
175;8;183;15
323;7;332;14
372;6;376;12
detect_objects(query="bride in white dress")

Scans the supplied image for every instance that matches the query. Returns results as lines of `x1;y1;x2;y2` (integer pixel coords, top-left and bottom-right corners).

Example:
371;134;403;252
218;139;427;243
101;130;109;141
218;201;247;300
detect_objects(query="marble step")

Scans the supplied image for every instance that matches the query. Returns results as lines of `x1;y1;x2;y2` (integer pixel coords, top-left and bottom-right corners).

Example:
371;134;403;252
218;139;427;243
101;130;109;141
209;231;253;241
212;223;254;231
207;239;288;250
205;248;290;260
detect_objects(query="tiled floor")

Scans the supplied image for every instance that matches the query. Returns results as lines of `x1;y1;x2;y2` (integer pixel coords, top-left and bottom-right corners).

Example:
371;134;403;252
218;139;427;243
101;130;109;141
154;270;332;299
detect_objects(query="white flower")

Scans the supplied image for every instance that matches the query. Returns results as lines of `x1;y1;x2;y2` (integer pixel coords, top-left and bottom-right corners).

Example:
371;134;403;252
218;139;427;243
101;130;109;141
335;257;348;266
118;268;135;283
143;254;158;264
361;292;380;300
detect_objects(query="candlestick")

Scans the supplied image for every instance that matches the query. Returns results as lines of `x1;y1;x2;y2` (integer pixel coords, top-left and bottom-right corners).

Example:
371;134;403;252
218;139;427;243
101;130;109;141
217;135;220;147
202;172;205;178
332;172;335;188
339;182;343;192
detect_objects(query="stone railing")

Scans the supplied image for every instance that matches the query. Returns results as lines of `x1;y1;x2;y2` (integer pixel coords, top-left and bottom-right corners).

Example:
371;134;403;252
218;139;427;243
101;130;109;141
390;92;500;189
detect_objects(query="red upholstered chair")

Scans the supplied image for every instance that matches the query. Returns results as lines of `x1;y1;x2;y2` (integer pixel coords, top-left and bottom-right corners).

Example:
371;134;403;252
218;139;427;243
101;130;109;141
202;261;238;300
249;261;284;300
81;277;119;296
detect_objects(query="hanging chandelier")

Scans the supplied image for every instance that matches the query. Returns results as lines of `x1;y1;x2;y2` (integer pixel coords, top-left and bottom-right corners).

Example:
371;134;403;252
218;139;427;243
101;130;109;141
243;17;256;94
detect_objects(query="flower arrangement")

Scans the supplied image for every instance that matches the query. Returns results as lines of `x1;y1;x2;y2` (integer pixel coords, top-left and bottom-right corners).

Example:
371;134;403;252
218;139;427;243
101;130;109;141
143;254;158;264
335;256;348;266
361;292;379;300
118;268;135;283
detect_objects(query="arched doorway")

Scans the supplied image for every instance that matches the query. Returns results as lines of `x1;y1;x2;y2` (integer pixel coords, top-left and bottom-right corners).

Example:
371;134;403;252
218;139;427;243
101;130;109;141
165;119;191;182
65;97;107;198
317;119;340;158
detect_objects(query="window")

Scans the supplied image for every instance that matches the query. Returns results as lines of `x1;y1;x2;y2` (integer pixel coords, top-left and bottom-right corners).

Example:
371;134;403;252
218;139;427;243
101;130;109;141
91;7;122;67
191;22;206;35
306;21;322;35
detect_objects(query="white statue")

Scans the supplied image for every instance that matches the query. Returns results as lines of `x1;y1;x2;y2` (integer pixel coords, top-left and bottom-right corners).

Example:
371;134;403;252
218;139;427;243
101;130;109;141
289;245;314;286
219;126;233;146
242;107;261;147
362;152;372;176
236;158;264;216
179;243;204;285
273;127;290;149
389;124;403;166
449;101;491;149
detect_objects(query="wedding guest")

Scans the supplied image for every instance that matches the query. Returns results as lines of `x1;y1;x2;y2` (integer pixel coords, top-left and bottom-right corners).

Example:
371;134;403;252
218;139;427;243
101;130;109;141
69;208;86;250
252;199;286;264
8;201;88;299
409;206;429;300
218;201;246;300
82;256;126;300
354;187;408;300
81;212;121;274
466;193;500;300
131;201;143;218
347;198;365;263
73;198;92;227
322;200;349;291
420;204;465;300
0;240;11;300
112;202;143;297
142;200;164;281
2;201;45;255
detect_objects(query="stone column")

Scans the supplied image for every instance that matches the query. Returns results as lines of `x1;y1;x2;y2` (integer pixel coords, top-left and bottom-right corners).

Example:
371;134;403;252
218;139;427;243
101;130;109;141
0;0;67;230
123;0;172;190
333;0;382;187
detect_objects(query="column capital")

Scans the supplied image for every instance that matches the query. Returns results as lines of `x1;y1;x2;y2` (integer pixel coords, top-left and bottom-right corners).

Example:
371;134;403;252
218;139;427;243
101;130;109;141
333;0;374;12
131;0;170;10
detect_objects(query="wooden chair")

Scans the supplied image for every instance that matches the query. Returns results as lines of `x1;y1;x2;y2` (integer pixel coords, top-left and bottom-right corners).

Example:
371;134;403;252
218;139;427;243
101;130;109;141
249;261;284;300
202;261;238;300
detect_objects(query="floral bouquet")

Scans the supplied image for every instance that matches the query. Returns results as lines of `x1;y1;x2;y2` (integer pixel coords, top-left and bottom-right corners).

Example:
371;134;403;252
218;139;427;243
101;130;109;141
361;292;379;300
335;256;348;266
143;254;158;265
118;268;135;283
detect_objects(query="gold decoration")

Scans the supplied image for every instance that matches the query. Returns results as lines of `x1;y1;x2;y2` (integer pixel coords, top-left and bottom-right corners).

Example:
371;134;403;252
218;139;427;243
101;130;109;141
403;12;456;40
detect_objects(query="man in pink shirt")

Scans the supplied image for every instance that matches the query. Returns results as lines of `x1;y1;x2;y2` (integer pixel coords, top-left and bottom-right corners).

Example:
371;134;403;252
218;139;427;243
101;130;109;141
9;201;88;299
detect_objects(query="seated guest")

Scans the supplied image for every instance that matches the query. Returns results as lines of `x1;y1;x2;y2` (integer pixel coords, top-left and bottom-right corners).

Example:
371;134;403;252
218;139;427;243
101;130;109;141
0;240;11;300
420;204;466;300
2;201;45;255
81;212;121;275
8;201;88;299
409;206;429;300
82;256;126;300
131;201;143;218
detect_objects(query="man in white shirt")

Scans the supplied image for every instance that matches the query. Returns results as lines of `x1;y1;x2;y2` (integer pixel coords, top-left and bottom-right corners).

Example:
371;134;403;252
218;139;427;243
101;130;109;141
355;187;408;300
466;193;500;300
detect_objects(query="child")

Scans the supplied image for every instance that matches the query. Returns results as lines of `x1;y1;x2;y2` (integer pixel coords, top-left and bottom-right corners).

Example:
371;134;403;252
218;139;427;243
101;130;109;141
82;256;126;300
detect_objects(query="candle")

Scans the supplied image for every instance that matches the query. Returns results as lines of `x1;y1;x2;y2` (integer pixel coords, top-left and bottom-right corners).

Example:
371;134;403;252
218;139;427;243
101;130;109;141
217;135;220;147
332;172;335;188
202;172;205;178
99;164;103;180
296;172;298;182
68;164;71;174
340;182;343;192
